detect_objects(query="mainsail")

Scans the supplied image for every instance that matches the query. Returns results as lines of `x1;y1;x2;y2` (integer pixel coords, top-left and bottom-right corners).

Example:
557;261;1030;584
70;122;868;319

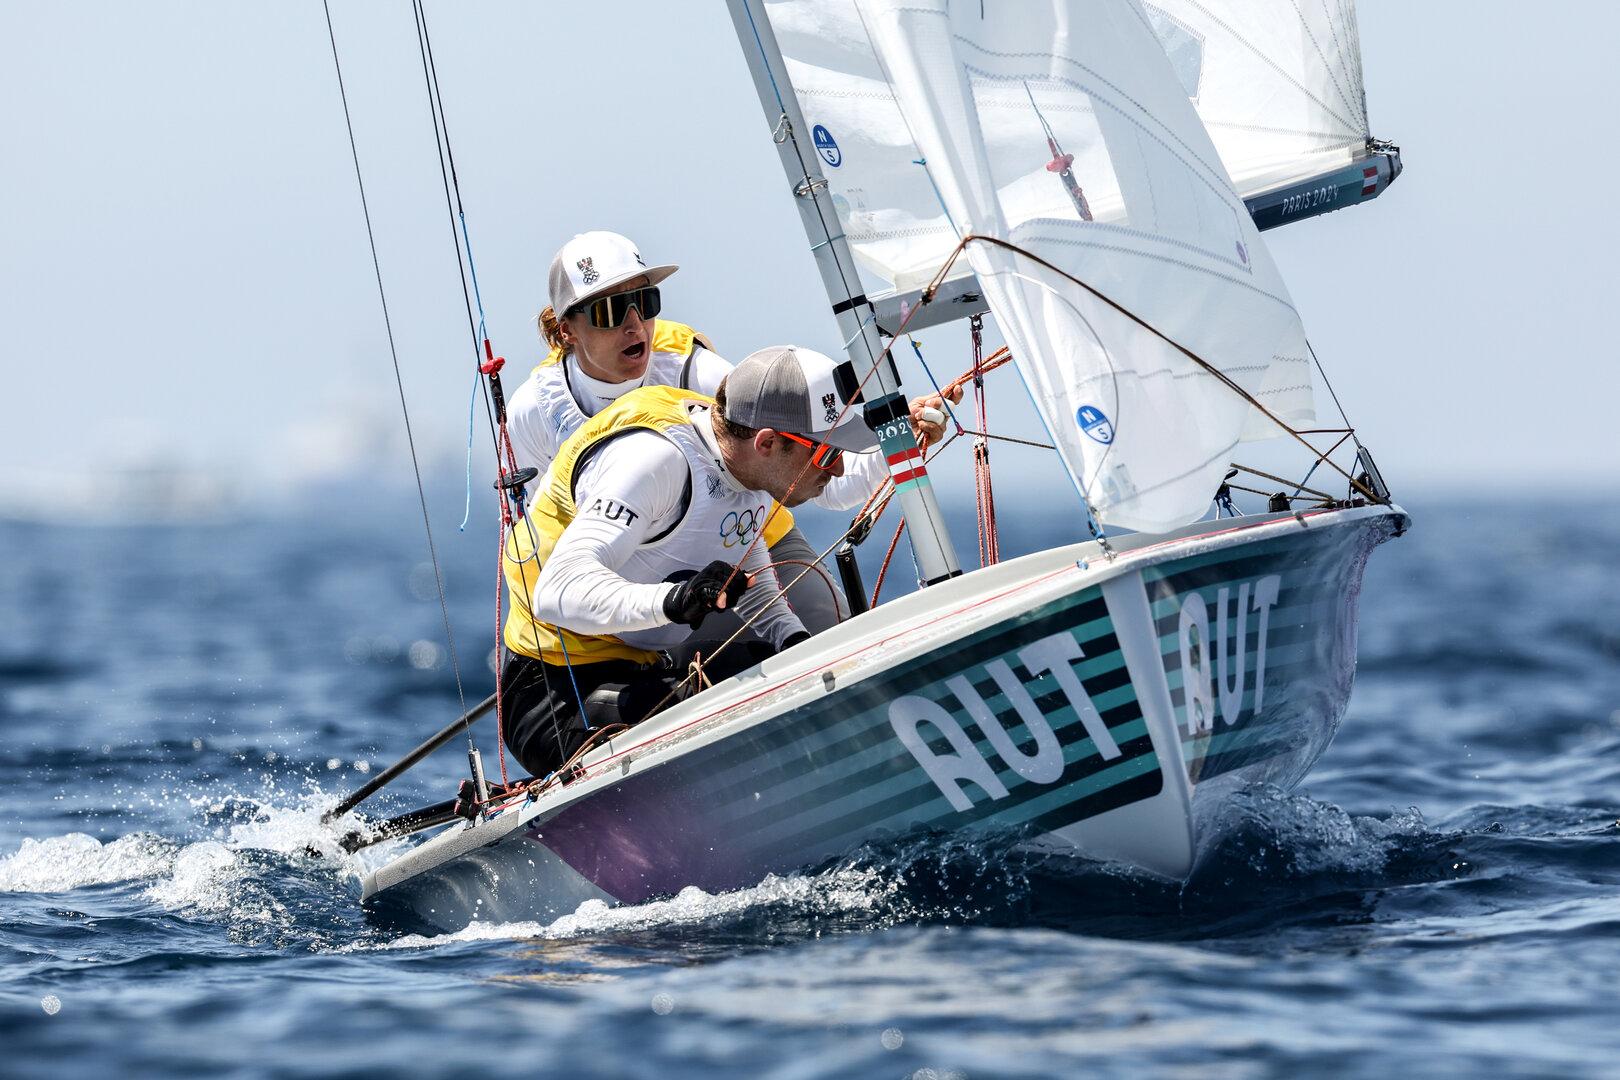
759;0;1393;323
851;0;1315;533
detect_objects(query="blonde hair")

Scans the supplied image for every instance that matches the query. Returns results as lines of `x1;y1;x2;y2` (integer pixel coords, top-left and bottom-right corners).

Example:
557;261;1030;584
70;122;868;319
539;305;571;354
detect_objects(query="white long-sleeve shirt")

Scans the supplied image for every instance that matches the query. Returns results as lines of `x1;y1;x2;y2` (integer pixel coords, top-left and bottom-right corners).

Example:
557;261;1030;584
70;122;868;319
531;406;886;652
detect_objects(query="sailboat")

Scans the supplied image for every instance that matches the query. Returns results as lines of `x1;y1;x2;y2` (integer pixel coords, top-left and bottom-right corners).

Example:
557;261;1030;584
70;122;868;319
357;0;1406;934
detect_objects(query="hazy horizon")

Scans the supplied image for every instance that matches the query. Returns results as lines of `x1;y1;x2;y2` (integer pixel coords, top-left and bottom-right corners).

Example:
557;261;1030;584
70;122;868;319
3;1;1614;523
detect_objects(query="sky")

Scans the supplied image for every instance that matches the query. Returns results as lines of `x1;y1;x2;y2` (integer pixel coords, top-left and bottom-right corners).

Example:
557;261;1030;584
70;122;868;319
1;1;1615;522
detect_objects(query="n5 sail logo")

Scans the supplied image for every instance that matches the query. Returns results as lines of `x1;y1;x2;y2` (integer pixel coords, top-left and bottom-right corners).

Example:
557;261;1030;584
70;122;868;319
812;124;841;168
1076;404;1113;444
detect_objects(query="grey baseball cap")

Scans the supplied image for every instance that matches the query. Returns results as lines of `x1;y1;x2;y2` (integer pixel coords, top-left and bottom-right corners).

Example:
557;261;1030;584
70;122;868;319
724;345;879;453
548;231;678;314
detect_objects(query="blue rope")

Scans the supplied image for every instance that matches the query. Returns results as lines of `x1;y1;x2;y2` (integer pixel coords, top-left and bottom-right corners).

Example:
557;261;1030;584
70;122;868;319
458;368;479;530
453;198;488;535
913;157;962;239
742;1;789;112
554;634;591;731
457;210;490;343
1291;458;1325;501
907;336;966;435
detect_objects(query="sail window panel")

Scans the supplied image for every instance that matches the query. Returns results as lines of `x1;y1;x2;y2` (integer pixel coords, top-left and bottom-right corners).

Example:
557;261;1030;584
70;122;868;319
774;0;967;299
763;0;1382;310
1143;0;1372;197
854;0;1315;533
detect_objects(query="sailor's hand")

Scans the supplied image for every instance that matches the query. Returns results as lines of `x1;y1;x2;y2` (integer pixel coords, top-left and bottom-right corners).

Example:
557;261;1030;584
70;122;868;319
662;561;749;627
908;385;962;444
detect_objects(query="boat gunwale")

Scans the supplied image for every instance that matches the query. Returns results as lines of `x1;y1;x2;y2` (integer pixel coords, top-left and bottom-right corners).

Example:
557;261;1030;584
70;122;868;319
360;501;1405;901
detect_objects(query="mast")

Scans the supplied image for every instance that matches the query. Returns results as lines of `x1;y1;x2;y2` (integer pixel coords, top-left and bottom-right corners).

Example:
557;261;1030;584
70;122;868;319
726;0;962;585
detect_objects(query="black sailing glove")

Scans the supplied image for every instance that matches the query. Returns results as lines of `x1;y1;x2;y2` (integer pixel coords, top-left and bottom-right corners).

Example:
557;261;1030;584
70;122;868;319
662;561;749;627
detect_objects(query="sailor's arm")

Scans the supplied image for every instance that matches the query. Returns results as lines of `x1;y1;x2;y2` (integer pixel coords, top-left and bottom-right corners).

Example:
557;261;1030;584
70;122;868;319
734;536;808;649
531;432;686;635
812;448;889;510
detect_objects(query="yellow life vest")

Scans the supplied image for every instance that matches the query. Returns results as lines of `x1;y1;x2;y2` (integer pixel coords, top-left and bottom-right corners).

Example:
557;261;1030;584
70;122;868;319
502;384;794;665
531;319;792;544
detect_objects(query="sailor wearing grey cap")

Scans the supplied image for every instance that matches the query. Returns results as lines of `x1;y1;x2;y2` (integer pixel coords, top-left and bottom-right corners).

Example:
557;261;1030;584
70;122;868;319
506;231;847;636
496;344;946;780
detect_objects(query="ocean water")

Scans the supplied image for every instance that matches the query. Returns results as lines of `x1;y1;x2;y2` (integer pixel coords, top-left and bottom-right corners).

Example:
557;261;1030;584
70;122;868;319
2;497;1618;1078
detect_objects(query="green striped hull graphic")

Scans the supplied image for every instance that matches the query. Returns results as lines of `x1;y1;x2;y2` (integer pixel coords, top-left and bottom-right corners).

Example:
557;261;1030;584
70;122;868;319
516;585;1166;903
367;509;1402;926
1143;517;1388;788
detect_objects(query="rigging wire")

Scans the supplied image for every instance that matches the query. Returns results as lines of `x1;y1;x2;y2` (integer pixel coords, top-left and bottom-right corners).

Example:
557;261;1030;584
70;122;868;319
738;0;959;570
918;233;1379;503
408;0;576;784
409;0;500;438
321;0;473;744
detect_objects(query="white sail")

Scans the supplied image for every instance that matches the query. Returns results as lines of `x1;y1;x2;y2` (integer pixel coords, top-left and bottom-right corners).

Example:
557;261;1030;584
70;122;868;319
1144;0;1371;196
763;0;1377;308
852;0;1314;533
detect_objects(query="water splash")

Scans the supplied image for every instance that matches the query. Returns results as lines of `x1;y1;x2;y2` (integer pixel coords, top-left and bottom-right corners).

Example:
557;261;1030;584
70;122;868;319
0;832;178;893
372;865;902;951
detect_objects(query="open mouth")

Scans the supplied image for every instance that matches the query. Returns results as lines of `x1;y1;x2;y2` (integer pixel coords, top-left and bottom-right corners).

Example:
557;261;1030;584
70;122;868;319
621;341;647;361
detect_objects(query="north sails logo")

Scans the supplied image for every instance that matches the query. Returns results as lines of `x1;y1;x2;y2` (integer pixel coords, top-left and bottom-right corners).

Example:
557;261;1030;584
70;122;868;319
577;257;598;285
1076;404;1114;444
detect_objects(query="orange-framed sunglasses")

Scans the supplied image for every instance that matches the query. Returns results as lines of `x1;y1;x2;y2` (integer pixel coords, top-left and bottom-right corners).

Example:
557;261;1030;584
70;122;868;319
777;431;844;471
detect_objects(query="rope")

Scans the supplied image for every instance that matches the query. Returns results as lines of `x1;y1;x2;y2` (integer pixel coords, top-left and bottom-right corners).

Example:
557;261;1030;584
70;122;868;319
968;314;999;567
407;0;578;779
322;1;473;745
408;0;501;456
917;233;1377;503
1229;463;1335;503
871;519;908;609
908;336;966;437
760;558;844;622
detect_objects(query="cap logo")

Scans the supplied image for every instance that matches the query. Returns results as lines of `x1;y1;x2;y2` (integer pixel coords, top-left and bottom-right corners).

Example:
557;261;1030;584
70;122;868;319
822;392;838;424
577;257;598;285
633;251;646;268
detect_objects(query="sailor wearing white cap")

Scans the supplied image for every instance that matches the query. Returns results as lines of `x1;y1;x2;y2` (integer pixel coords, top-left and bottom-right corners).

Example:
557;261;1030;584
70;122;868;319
498;345;941;779
505;230;847;633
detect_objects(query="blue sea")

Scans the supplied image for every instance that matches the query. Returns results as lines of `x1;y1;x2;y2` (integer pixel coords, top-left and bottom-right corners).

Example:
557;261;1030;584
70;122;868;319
3;496;1618;1078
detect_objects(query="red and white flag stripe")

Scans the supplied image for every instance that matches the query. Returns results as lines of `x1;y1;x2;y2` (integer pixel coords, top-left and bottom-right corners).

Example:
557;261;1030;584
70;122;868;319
1361;165;1379;197
886;447;927;488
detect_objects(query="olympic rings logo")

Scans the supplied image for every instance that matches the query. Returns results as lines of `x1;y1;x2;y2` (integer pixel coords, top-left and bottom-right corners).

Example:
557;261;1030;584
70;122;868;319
719;505;766;548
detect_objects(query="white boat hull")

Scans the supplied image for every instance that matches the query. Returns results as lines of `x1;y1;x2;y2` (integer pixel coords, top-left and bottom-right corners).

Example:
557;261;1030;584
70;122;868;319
361;505;1405;933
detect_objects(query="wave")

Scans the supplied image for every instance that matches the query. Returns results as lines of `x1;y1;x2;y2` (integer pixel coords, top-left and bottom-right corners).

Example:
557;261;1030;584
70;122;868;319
358;785;1481;951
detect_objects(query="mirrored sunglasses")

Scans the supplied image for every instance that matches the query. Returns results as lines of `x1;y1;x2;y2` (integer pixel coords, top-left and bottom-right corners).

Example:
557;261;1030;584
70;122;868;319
573;285;662;329
778;431;844;471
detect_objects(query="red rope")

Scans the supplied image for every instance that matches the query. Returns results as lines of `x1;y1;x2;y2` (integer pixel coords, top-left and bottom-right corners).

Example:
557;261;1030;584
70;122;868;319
487;422;522;788
759;559;844;623
968;316;999;567
870;519;907;609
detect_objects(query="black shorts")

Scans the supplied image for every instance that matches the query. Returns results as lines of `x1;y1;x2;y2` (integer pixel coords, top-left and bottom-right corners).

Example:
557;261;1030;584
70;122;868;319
499;654;677;780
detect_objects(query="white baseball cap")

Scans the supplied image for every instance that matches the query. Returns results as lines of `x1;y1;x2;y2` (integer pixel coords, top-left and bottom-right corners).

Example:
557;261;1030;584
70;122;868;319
548;231;678;314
